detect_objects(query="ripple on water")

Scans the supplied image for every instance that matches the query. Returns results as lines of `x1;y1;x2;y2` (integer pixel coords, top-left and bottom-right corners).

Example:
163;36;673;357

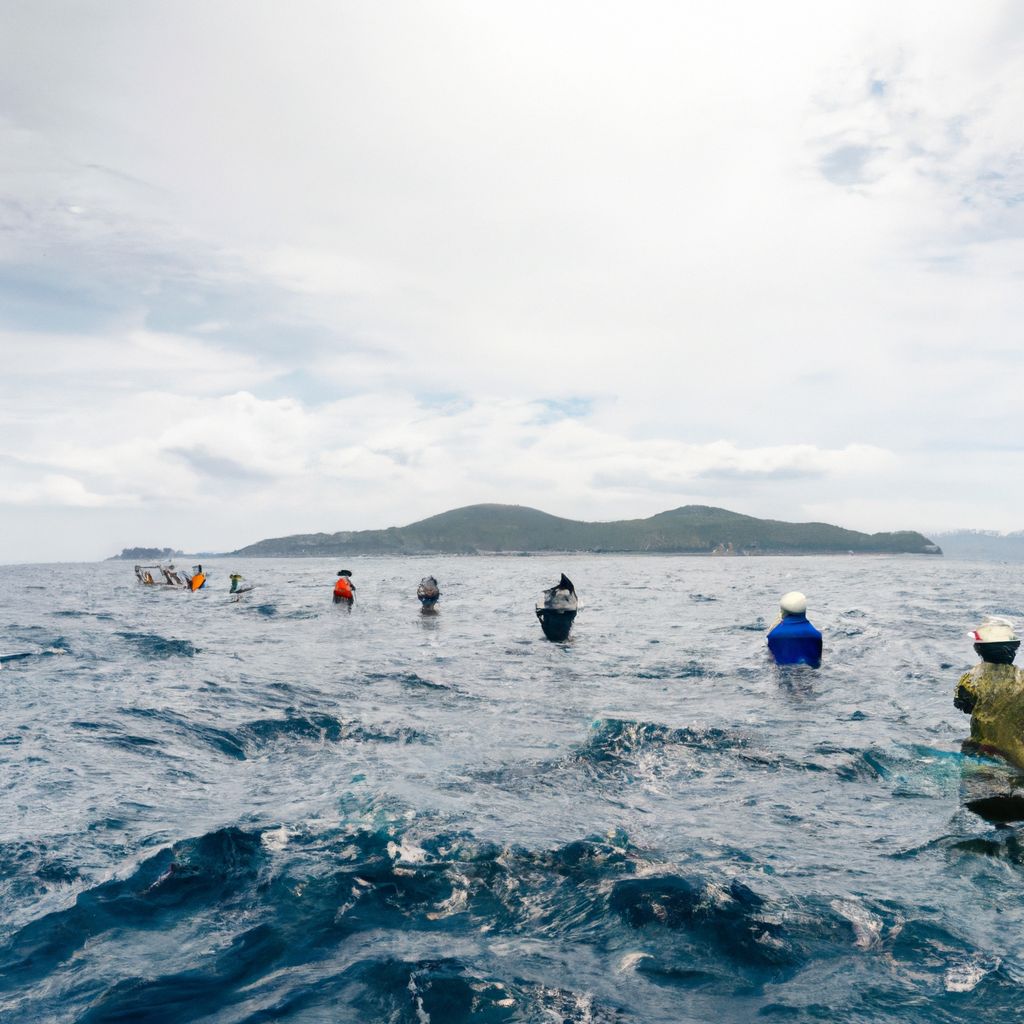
107;706;430;761
3;555;1024;1022
116;632;198;658
2;815;997;1022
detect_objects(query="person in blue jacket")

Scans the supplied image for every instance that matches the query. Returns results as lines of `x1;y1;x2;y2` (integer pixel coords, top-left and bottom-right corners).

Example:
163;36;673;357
766;591;822;668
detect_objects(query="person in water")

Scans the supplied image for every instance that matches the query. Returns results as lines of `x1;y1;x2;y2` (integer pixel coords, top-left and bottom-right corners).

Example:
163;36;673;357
333;570;355;604
954;617;1024;768
417;575;440;607
229;573;244;594
766;591;822;667
545;573;576;608
189;565;206;591
536;573;578;641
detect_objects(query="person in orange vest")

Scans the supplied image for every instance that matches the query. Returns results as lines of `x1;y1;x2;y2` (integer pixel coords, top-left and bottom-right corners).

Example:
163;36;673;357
189;565;207;592
333;570;355;604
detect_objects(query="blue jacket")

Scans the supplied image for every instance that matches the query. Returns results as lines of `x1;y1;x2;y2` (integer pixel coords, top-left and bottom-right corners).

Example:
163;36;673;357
767;613;822;668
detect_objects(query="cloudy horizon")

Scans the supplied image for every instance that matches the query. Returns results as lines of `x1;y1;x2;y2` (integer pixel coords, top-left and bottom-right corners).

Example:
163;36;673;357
3;1;1023;563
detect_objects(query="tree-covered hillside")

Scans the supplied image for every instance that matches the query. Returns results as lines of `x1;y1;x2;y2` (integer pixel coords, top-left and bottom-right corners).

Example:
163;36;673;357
106;546;180;561
228;504;941;557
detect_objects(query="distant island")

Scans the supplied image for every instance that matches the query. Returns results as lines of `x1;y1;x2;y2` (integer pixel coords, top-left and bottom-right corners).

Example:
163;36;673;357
929;530;1024;562
106;546;182;562
226;504;942;557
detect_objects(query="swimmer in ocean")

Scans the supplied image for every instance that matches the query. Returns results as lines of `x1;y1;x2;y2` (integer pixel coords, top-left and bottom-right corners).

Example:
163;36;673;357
333;570;355;604
766;591;822;668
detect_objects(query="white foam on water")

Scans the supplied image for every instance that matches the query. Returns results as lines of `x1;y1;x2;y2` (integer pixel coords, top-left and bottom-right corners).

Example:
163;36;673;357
427;872;469;919
618;951;652;971
260;826;291;851
944;959;998;993
830;898;884;949
408;975;431;1024
387;838;428;863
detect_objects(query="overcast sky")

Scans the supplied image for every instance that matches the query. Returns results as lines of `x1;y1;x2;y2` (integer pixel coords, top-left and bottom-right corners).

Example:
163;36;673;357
2;1;1023;562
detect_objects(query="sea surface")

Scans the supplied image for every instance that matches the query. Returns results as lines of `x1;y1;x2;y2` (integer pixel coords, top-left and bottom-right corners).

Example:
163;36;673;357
2;554;1024;1023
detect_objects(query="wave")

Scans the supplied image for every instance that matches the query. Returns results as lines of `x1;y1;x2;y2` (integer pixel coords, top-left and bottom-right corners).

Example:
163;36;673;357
933;831;1024;865
0;638;71;666
366;671;453;692
464;719;755;794
118;708;247;760
0;652;37;666
116;632;198;658
610;874;801;967
0;821;999;1021
239;713;429;751
634;662;720;680
118;707;429;761
0;826;629;1005
0;827;265;984
341;957;624;1024
77;949;624;1024
737;618;768;631
579;718;749;763
0;838;81;929
565;722;976;799
803;742;1006;796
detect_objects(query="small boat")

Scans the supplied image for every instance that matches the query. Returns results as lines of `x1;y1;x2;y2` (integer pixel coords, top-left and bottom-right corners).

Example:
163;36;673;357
417;575;440;610
536;573;578;641
135;564;188;588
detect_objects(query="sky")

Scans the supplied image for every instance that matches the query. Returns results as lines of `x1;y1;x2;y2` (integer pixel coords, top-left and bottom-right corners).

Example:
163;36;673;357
2;1;1023;562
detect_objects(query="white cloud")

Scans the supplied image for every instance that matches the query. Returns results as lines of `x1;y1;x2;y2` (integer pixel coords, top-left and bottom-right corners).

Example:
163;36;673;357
1;1;1023;559
1;328;277;394
0;473;136;509
0;385;908;555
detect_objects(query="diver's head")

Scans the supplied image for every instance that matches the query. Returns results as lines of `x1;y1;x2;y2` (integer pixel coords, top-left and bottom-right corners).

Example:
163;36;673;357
779;591;807;617
337;569;352;578
971;617;1020;664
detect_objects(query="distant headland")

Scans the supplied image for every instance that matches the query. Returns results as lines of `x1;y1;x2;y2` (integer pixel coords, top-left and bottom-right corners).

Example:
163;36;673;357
215;504;942;558
106;546;183;562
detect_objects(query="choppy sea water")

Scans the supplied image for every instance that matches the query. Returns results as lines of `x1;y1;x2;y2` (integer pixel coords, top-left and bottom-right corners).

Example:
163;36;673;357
2;554;1024;1023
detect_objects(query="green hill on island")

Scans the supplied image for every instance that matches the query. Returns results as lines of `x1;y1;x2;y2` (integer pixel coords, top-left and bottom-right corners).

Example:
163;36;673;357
227;504;941;557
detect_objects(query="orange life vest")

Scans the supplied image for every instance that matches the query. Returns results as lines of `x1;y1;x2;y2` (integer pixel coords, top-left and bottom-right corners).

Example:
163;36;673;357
190;573;206;591
334;578;353;600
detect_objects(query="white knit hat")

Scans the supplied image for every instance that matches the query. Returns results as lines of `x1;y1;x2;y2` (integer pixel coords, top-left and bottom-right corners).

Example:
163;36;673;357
969;616;1018;643
780;591;807;615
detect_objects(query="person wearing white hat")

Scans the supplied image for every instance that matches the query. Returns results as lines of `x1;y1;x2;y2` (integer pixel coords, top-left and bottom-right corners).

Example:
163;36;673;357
766;591;822;668
954;617;1024;768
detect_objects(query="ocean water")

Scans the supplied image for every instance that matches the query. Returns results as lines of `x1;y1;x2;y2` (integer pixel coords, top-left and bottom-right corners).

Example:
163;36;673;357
2;554;1024;1023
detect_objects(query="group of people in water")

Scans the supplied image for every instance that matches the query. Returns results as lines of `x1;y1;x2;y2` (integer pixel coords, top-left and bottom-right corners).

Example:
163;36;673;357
134;563;206;592
332;569;576;641
767;591;1024;773
135;563;1024;773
